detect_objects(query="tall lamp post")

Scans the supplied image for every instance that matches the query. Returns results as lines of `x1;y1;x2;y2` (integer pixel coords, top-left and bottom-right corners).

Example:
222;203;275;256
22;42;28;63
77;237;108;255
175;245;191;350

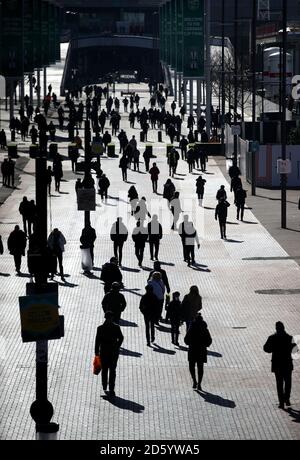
251;0;257;196
233;0;238;163
281;0;287;229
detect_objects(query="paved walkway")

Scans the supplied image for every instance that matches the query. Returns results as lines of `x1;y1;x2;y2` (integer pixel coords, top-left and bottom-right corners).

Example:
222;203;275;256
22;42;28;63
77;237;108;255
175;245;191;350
0;50;300;440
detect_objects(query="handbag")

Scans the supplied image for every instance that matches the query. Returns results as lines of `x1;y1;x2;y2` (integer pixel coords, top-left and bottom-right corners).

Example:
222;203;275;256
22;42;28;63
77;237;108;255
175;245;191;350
93;355;102;375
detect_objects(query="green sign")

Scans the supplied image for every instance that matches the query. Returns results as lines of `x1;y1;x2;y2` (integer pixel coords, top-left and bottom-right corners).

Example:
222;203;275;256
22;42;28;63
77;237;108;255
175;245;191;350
183;0;205;79
176;0;183;73
1;0;24;78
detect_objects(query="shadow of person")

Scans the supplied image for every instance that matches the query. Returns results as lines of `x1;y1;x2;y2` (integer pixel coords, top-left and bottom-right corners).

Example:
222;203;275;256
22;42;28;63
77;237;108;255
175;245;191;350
152;343;176;355
224;239;244;244
156;324;171;333
121;266;141;273
197;390;236;408
207;350;223;358
82;272;101;280
0;273;10;277
241;221;258;225
101;395;145;413
122;288;143;298
287;408;300;423
178;345;189;352
119;347;142;357
56;280;79;288
119;319;138;327
159;261;175;267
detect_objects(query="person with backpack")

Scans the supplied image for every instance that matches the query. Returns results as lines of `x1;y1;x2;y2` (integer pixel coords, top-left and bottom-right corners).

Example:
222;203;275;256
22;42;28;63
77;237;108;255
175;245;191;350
98;174;110;202
102;282;126;324
215;198;230;240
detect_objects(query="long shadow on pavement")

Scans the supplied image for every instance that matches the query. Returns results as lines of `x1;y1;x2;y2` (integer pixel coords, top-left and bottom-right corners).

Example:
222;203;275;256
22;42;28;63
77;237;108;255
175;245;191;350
287;408;300;423
119;319;138;327
152;343;176;355
121;266;141;273
101;395;145;413
119;347;142;357
0;273;10;277
224;239;244;244
196;390;236;408
207;351;223;358
122;288;142;298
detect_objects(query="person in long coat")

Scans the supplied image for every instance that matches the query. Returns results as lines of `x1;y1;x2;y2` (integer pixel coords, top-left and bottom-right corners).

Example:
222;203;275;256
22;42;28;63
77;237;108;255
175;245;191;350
94;310;124;398
181;286;202;331
184;314;212;391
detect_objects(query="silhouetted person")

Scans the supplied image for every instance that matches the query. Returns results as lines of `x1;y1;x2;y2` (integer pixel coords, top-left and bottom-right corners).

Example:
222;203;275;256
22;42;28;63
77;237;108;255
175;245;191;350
7;225;27;274
215;198;230;240
100;257;123;293
263;322;296;409
47;228;67;281
163;179;176;207
148;261;171;296
132;220;148;267
98;173;110;201
166;292;182;346
170;192;182;231
102;282;126;324
110;218;128;266
184;313;212;391
80;224;97;266
139;285;160;346
94;310;124;398
182;286;202;331
149;163;160;193
216;185;227;202
231;175;242;202
18;196;30;235
147;215;163;261
196;176;206;206
147;271;166;324
235;187;247;221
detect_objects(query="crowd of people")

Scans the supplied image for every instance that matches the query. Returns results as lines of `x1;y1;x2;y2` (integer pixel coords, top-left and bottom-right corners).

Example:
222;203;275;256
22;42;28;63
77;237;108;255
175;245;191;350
0;79;296;409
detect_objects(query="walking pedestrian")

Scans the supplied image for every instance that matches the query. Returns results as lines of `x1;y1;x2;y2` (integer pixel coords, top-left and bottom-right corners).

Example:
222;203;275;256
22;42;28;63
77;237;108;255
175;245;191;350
170;192;183;231
163;179;176;207
132;220;148;267
182;286;202;331
184;313;212;391
147;272;165;324
102;282;127;324
196;176;206;206
149;162;160;193
263;322;296;409
94;310;124;398
235;186;247;221
139;285;160;346
46;166;53;196
80;224;97;268
216;185;227;202
98;174;110;201
100;257;123;293
166;292;182;346
47;228;67;281
110;218;128;266
147;215;163;261
128;185;139;215
7;225;27;275
18;196;30;235
215;198;230;240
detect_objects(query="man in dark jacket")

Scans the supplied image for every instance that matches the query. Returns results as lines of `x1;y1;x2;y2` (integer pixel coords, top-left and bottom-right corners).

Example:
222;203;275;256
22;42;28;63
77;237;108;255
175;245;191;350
7;225;27;274
264;322;296;409
98;174;110;201
102;282;127;324
94;310;124;398
100;257;123;293
215;198;230;239
132;220;148;267
110;218;128;266
184;313;212;391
